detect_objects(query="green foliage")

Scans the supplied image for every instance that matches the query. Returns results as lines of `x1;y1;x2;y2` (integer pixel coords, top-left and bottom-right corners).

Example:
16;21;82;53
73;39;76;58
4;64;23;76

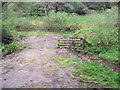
2;17;17;44
0;41;23;56
64;6;118;63
57;57;119;88
85;2;109;10
99;48;118;62
57;57;79;67
2;16;40;44
62;35;70;38
7;3;20;17
56;40;60;48
64;2;112;15
74;7;118;46
72;61;119;88
40;11;79;31
31;59;35;62
14;17;36;31
9;66;14;69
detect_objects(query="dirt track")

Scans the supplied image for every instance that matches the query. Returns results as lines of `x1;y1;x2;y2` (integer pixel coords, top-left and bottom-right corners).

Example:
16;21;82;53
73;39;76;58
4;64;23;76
2;34;84;88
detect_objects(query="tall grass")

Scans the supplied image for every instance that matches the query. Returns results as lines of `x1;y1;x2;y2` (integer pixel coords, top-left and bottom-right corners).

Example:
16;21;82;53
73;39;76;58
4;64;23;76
39;12;84;31
53;7;118;63
68;7;118;63
56;57;119;88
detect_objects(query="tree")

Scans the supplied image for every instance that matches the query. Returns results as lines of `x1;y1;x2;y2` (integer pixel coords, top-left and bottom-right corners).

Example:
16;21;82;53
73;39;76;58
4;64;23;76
54;2;58;14
44;2;49;20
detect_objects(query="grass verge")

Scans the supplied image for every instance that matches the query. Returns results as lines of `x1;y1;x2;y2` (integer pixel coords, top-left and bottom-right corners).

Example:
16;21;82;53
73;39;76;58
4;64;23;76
56;57;119;88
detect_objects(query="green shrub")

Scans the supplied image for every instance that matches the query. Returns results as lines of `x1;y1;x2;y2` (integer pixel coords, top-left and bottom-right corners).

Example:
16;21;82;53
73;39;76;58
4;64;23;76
75;7;118;47
2;17;17;44
14;17;36;31
73;61;119;88
66;7;118;62
56;57;119;88
98;48;118;62
1;17;24;55
0;41;23;56
40;12;80;32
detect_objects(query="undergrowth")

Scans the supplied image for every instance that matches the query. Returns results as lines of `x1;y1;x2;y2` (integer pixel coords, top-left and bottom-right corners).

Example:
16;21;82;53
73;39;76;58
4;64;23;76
57;57;119;88
0;41;23;57
58;6;118;63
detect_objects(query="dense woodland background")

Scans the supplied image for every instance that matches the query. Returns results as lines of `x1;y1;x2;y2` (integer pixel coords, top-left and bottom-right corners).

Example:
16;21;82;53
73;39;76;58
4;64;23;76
1;2;119;88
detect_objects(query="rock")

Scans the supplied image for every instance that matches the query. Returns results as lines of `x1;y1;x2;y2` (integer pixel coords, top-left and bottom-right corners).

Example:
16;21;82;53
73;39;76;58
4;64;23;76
4;78;7;81
56;51;59;53
30;80;33;82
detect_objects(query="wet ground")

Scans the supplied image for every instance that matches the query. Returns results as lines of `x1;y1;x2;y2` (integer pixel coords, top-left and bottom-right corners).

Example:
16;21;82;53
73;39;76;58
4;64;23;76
2;34;83;88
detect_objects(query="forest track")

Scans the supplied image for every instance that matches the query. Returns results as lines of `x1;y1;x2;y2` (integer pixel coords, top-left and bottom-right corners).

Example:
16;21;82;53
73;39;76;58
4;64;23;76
2;34;84;88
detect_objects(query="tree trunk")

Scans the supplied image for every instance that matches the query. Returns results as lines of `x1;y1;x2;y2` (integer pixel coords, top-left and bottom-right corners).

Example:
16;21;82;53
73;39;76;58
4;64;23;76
44;2;49;20
55;2;58;15
17;2;23;17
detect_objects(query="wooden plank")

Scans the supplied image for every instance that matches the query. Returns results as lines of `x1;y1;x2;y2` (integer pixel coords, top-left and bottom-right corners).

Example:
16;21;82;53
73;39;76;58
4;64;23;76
59;44;71;46
59;38;83;41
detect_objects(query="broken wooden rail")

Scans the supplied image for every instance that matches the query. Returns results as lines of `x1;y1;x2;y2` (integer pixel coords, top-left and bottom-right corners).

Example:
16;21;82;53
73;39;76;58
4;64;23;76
57;37;86;51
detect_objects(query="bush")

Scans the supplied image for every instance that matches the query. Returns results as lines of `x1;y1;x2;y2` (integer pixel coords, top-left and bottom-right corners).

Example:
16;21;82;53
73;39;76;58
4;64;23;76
73;7;118;47
98;48;118;62
40;12;80;32
73;61;119;88
2;28;13;44
57;57;119;88
0;41;23;56
2;17;17;44
61;7;118;63
81;7;118;62
75;7;118;47
14;17;36;31
2;16;24;55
